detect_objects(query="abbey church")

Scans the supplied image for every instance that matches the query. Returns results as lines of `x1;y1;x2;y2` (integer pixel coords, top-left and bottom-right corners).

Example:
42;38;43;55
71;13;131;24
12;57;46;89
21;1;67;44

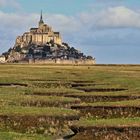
16;11;62;47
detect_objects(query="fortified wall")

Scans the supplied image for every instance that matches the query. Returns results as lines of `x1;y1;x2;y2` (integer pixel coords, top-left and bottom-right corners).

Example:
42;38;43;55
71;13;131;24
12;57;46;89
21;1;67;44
29;59;96;65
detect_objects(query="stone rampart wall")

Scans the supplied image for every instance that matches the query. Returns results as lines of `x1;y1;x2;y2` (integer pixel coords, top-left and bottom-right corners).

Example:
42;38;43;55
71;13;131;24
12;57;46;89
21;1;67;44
29;59;96;65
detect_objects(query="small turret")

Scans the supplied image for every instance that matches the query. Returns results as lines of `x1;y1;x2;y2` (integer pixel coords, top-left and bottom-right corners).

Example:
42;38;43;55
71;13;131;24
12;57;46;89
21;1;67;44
39;10;44;26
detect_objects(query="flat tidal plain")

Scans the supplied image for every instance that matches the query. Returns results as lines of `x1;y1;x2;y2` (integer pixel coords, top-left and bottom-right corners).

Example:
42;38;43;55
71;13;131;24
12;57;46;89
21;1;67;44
0;64;140;139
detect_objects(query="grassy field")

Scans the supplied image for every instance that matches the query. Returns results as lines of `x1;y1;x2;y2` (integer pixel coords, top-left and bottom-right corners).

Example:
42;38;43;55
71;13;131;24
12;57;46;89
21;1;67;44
0;132;51;140
72;117;140;127
75;99;140;107
0;64;140;139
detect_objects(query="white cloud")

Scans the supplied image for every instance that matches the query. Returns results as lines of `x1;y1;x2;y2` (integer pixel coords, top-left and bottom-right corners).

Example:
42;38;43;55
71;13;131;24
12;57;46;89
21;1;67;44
46;14;82;33
0;0;20;8
0;11;39;52
95;6;140;28
1;6;140;38
0;11;38;30
76;6;140;30
1;6;140;58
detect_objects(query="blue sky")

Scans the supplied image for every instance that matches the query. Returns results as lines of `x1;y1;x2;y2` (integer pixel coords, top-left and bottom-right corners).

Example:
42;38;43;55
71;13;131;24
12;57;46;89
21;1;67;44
0;0;140;64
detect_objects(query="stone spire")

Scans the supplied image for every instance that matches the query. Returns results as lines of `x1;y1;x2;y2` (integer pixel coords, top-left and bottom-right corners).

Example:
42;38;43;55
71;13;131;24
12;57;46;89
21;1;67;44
39;10;44;26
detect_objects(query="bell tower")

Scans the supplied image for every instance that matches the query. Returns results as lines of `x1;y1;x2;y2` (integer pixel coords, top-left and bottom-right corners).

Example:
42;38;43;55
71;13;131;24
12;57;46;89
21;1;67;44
39;10;44;26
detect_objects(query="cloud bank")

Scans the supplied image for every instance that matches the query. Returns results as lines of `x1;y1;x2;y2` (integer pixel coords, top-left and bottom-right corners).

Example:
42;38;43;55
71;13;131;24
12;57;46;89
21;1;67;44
0;6;140;63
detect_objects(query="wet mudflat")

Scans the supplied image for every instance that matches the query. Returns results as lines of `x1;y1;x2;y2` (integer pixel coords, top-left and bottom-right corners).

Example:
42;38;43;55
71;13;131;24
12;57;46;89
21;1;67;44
0;64;140;139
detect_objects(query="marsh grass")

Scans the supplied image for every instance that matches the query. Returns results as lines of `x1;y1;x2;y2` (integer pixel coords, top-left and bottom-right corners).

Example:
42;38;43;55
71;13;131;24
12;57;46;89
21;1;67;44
78;99;140;107
0;131;51;140
0;64;139;137
0;106;79;117
73;117;140;127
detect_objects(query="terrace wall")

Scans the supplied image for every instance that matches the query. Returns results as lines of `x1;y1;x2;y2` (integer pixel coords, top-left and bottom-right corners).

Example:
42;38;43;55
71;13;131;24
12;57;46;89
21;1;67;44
71;127;140;140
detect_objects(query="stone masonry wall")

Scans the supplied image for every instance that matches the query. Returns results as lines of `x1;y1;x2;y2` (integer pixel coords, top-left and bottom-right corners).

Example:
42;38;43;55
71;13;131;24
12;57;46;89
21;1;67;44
29;59;96;65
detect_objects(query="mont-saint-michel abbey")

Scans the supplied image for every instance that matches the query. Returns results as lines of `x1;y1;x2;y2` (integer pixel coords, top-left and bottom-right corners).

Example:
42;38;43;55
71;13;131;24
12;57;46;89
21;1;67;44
1;12;95;64
19;12;62;46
